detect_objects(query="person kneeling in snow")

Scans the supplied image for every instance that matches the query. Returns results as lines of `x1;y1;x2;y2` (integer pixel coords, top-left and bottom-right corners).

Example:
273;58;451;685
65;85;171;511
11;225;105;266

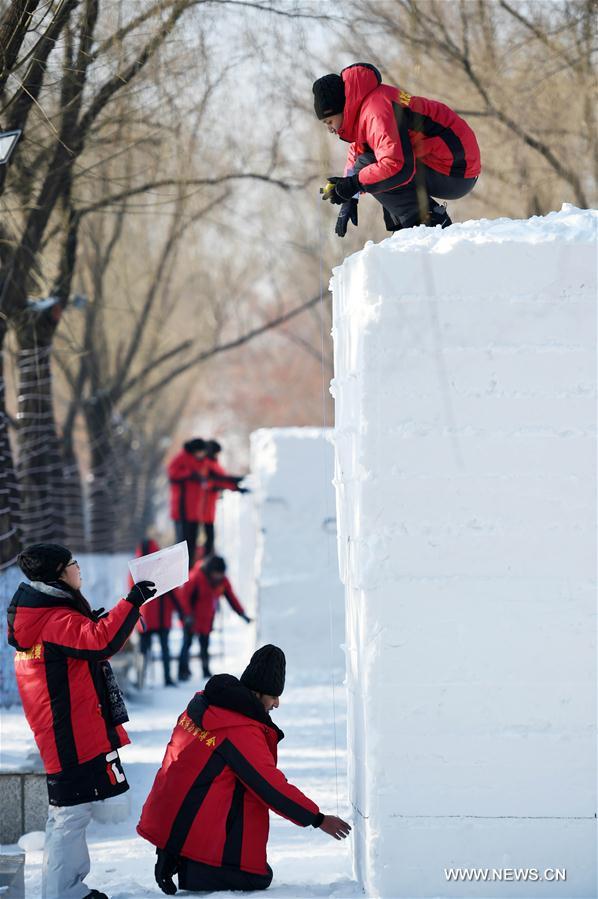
314;63;481;234
138;645;351;894
7;543;157;899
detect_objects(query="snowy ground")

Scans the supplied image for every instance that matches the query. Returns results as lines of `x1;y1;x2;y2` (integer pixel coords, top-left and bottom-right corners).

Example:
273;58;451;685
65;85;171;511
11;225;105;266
1;609;357;898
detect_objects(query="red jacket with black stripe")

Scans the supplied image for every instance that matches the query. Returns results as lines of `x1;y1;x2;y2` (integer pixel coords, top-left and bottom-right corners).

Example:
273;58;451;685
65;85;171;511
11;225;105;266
340;63;481;192
137;675;322;875
7;582;139;775
180;564;246;635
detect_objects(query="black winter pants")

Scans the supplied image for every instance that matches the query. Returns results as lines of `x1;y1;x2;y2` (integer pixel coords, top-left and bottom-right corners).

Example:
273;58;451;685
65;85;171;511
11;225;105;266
354;151;477;228
179;631;211;678
139;629;172;685
201;522;215;557
178;858;273;892
174;520;199;565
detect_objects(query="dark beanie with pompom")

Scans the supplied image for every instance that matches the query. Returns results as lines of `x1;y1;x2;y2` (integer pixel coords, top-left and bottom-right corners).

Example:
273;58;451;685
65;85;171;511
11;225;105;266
240;644;286;696
18;543;72;584
313;74;345;119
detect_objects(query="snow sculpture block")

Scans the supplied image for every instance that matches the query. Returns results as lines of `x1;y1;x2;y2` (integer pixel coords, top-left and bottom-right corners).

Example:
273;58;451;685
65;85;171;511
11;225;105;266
250;428;344;682
218;488;258;664
330;206;597;898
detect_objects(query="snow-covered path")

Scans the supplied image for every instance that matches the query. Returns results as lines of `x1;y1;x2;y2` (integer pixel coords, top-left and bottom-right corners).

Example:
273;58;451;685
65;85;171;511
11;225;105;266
3;613;358;898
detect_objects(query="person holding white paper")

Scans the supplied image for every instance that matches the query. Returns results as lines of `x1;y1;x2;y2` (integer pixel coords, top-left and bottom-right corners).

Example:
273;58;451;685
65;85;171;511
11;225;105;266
7;542;156;899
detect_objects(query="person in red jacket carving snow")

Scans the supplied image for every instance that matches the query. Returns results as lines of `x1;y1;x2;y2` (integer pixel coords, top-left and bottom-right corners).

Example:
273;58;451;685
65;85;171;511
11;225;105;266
314;63;481;234
6;543;156;899
138;644;351;894
167;438;208;565
178;554;251;681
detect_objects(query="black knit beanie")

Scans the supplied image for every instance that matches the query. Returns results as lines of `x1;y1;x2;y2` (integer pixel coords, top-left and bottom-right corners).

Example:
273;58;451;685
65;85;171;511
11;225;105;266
313;74;345;120
205;439;222;458
184;438;205;453
240;645;286;696
18;543;72;584
204;555;226;575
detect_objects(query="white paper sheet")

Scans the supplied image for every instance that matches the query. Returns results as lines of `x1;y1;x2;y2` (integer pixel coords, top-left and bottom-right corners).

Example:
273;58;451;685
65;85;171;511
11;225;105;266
127;541;189;598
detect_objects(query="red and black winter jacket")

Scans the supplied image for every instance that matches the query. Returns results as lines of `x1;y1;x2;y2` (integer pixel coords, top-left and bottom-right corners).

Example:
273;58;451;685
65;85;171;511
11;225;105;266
7;582;139;775
136;590;183;633
137;675;322;875
339;63;481;192
180;564;246;635
168;450;206;523
169;452;243;524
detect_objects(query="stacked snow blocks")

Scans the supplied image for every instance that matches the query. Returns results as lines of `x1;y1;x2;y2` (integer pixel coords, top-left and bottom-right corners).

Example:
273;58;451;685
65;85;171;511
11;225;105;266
250;428;344;683
330;207;597;898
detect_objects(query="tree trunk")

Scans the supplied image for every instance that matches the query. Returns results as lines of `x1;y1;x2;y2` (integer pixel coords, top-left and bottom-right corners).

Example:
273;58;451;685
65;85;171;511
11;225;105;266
0;326;22;568
14;323;65;545
62;439;86;550
85;399;124;553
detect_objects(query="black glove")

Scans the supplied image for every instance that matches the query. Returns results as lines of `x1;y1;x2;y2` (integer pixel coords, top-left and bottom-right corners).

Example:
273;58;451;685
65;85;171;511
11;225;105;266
335;198;358;237
155;848;178;895
126;580;157;608
323;174;360;205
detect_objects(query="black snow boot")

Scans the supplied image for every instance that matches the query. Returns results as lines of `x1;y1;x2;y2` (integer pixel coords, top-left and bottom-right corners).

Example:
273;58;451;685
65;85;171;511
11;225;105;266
383;206;403;231
84;891;109;899
428;199;452;228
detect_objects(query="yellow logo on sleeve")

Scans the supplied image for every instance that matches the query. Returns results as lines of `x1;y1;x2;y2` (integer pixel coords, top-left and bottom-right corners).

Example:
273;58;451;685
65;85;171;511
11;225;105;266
15;643;43;661
179;712;217;747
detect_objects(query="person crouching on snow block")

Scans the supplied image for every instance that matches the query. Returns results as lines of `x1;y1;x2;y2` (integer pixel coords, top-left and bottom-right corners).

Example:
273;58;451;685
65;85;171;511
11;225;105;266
7;543;157;899
138;644;351;894
314;63;481;235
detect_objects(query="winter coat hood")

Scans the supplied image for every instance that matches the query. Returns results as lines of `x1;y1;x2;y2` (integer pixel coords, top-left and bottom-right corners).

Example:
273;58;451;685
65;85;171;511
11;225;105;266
196;673;284;742
8;581;93;651
338;63;382;142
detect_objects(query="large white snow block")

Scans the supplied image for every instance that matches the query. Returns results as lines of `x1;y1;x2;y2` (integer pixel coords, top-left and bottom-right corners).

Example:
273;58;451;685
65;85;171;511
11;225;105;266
251;428;344;684
330;206;597;898
218;489;258;665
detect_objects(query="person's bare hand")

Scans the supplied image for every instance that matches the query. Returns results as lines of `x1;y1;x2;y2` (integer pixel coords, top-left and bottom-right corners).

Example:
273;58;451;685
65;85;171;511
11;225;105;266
319;815;351;840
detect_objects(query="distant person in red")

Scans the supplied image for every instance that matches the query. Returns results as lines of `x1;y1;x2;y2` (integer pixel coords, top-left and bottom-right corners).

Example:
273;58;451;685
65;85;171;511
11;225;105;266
167;438;207;564
199;440;248;558
178;555;251;681
314;63;481;234
138;645;351;895
7;542;156;899
131;539;184;687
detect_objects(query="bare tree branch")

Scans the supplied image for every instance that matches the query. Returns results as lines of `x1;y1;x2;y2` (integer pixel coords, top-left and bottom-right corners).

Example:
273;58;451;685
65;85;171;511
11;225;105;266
121;292;323;414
